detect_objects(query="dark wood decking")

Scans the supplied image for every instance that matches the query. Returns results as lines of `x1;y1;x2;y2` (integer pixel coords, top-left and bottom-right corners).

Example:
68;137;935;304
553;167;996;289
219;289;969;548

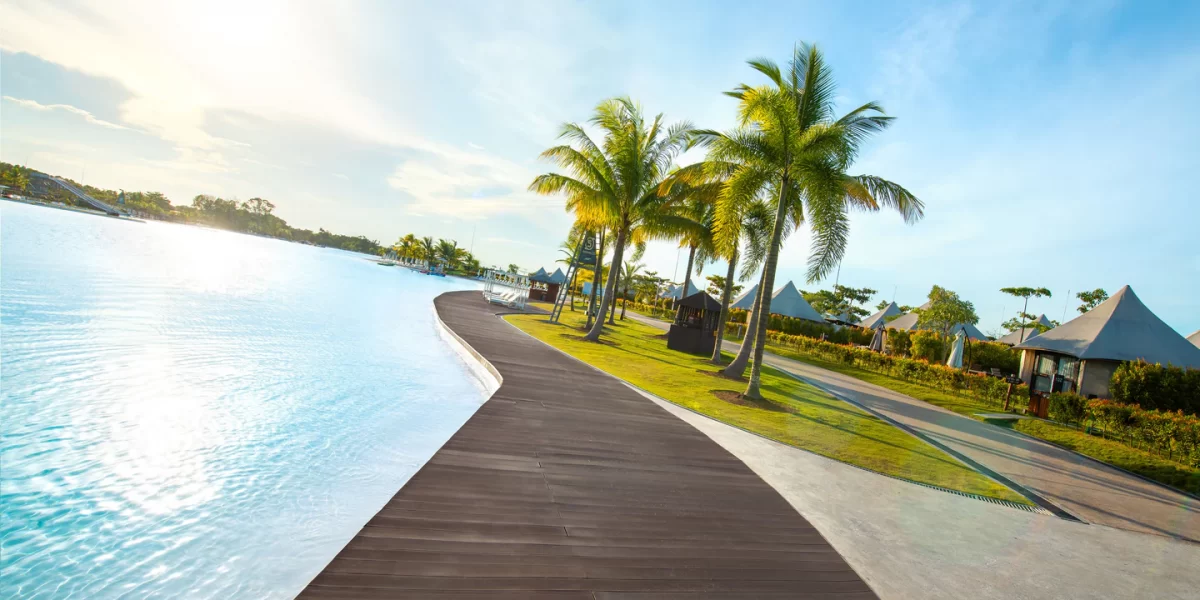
299;291;875;599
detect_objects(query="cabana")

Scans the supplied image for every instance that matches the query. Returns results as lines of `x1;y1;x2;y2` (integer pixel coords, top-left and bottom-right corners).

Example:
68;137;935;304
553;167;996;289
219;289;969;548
859;302;902;329
1188;329;1200;348
1015;286;1200;398
528;267;562;302
996;314;1053;346
667;291;722;354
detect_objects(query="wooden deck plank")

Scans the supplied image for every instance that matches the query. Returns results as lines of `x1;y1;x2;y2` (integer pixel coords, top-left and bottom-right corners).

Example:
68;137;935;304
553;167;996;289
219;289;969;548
297;291;875;598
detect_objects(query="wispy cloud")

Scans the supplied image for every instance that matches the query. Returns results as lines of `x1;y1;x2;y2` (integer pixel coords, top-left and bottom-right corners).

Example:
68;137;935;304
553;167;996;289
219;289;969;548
467;142;484;151
3;95;130;130
332;173;350;180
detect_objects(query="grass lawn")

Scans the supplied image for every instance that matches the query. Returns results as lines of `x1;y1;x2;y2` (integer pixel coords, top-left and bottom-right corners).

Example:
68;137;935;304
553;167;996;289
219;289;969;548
984;418;1200;495
504;310;1029;504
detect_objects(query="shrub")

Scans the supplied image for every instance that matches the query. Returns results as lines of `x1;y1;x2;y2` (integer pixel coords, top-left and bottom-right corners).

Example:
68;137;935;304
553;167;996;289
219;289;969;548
966;340;1021;375
1110;360;1200;415
910;330;946;362
1084;399;1200;467
1048;392;1087;426
886;329;911;356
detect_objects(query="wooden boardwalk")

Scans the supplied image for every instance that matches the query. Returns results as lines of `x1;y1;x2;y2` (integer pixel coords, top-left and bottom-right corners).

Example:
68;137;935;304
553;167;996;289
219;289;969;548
298;291;875;599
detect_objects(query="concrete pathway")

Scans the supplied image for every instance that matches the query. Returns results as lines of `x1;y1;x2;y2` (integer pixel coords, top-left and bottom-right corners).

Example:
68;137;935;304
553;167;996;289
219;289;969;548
640;388;1200;600
625;313;1200;542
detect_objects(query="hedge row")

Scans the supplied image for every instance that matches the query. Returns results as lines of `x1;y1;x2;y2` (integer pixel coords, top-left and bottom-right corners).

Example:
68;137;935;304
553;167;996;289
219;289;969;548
1084;398;1200;467
1110;360;1200;416
762;330;1030;409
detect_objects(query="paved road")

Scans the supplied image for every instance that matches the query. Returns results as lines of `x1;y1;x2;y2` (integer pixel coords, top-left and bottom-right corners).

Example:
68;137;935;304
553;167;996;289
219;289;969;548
626;313;1200;542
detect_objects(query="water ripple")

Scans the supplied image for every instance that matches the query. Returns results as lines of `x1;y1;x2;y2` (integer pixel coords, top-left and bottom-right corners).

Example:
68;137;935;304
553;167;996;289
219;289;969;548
1;203;487;599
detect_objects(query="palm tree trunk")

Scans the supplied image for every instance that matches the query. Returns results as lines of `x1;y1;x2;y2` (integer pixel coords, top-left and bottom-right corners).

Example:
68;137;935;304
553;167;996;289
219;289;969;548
621;288;628;320
744;179;791;400
710;248;739;365
569;270;577;311
682;244;696;298
586;228;605;329
607;267;620;325
585;226;626;341
722;266;767;377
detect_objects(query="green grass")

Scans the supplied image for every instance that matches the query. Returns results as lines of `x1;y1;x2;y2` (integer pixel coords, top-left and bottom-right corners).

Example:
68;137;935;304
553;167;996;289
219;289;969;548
984;418;1200;495
505;310;1029;504
763;344;999;418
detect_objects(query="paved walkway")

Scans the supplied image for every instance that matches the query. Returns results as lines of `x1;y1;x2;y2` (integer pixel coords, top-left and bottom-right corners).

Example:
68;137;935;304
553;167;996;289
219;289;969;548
299;292;875;599
626;313;1200;542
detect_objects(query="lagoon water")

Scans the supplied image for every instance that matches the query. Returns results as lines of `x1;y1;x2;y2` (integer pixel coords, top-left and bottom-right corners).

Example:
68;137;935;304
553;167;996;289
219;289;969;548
0;202;488;598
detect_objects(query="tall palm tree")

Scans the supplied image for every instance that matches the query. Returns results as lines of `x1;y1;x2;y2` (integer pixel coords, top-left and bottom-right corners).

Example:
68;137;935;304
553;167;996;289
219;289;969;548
530;97;697;341
619;261;644;320
396;233;418;260
436;238;460;269
696;44;924;399
420;236;437;266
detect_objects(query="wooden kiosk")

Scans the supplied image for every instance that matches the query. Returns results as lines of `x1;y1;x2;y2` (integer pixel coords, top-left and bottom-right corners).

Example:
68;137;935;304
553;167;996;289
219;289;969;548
667;291;722;355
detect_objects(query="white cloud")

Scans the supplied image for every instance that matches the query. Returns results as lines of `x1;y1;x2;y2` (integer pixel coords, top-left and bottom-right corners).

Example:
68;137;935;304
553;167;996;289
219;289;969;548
467;142;485;151
3;95;131;130
386;147;561;219
332;173;349;181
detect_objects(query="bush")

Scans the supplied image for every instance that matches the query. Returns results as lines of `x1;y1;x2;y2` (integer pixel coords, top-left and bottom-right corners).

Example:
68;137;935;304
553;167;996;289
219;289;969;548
910;330;946;362
622;300;674;320
966;340;1021;375
1085;399;1200;466
1048;392;1087;426
1110;360;1200;415
886;329;911;356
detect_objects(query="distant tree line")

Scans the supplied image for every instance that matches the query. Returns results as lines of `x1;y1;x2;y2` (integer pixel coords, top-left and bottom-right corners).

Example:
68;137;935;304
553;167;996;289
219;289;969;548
1;162;384;255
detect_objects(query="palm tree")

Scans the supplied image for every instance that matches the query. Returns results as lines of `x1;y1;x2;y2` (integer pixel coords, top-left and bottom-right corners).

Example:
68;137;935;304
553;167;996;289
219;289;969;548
436;238;460;269
420;236;436;266
530;97;696;341
619;261;643;320
396;234;418;260
695;44;924;399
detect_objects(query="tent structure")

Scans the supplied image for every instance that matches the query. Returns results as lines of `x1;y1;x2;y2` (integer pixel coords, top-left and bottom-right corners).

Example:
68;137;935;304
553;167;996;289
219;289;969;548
1188;329;1200;348
767;282;826;323
996;314;1053;346
730;284;760;310
859;302;902;329
660;279;703;300
529;267;563;303
1015;286;1200;397
547;268;567;285
730;281;825;324
884;301;986;341
825;310;856;326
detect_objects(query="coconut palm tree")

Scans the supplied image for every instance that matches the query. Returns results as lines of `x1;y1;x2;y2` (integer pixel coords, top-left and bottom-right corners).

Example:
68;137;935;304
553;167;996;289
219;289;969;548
436;238;461;269
619;261;643;320
695;44;924;399
420;236;437;266
530;97;697;341
396;233;418;260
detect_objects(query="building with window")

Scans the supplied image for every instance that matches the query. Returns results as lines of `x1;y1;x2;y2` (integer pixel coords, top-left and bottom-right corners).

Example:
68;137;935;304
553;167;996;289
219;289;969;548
1015;286;1200;397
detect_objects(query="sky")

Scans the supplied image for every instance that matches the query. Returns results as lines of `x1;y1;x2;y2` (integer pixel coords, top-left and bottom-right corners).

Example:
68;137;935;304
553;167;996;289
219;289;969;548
2;0;1198;336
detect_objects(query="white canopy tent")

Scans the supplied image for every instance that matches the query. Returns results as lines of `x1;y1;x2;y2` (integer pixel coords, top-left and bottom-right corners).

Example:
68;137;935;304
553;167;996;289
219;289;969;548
1188;329;1200;348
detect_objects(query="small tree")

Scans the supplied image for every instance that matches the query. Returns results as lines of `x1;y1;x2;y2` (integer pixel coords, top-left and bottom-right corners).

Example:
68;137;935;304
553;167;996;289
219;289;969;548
1077;288;1108;314
706;274;743;299
1000;286;1052;345
507;264;519;274
916;285;979;338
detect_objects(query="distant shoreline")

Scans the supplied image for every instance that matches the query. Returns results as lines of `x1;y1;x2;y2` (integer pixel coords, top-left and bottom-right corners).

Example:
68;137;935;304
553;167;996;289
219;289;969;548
2;194;144;223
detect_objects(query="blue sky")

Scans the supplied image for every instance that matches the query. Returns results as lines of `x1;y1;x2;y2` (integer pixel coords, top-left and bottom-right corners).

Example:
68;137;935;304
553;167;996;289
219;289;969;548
2;0;1198;336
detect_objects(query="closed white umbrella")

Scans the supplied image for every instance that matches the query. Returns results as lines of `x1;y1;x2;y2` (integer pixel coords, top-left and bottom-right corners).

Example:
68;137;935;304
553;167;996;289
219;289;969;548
869;327;884;352
946;330;966;369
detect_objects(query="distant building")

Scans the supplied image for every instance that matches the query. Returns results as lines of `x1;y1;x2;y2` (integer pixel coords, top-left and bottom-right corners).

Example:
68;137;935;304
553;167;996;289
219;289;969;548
884;302;988;341
659;279;702;300
731;281;826;324
996;314;1053;346
1015;286;1200;398
858;302;902;329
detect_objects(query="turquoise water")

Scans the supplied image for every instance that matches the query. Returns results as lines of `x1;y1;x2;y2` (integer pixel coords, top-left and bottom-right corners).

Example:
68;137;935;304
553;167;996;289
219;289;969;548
0;202;488;598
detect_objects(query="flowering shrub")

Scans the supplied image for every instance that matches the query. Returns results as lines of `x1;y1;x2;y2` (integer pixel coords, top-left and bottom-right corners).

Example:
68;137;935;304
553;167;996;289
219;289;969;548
1086;399;1200;466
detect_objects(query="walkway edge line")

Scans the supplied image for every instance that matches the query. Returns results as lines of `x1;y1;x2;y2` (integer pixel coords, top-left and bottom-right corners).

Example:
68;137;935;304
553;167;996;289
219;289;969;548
499;314;1049;517
435;304;502;395
779;368;1083;523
